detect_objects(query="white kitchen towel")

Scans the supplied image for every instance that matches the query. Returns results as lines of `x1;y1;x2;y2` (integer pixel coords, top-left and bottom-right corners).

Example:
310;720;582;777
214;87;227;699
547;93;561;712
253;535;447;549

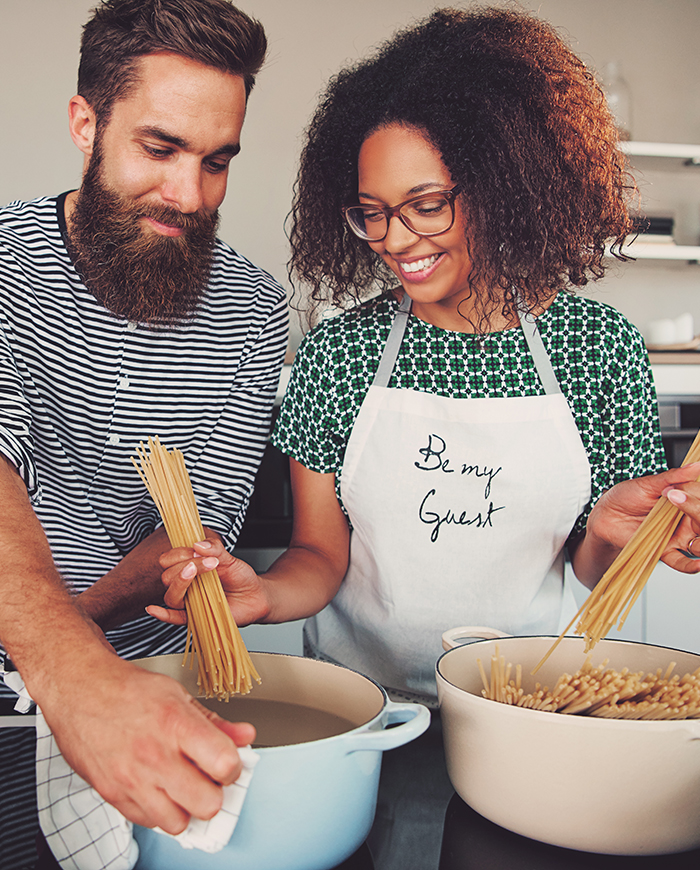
35;708;259;870
0;660;35;713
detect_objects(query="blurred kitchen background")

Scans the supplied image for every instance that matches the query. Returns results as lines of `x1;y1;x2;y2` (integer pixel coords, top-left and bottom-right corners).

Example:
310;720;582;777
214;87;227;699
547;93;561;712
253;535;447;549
2;0;700;654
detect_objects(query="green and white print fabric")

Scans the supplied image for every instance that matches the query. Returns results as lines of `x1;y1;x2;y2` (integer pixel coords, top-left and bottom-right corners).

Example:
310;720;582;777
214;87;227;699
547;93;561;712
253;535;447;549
272;291;665;536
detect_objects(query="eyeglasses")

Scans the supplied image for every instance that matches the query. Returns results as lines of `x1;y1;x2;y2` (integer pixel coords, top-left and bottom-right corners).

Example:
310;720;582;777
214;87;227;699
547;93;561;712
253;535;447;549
343;185;461;242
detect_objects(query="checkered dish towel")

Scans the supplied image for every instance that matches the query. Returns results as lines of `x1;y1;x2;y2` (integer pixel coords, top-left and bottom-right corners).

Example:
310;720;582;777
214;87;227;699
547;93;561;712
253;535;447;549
35;708;260;870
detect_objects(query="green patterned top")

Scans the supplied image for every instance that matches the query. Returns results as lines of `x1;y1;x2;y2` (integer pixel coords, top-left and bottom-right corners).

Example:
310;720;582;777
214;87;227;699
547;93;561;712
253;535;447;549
271;291;666;534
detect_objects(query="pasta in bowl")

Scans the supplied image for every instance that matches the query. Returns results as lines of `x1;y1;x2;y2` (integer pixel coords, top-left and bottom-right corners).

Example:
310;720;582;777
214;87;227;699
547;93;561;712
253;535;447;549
436;629;700;856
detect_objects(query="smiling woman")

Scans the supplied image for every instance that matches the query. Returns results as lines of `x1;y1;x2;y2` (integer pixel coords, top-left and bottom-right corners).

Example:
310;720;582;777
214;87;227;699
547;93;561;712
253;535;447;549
289;8;633;335
152;6;700;711
354;124;476;331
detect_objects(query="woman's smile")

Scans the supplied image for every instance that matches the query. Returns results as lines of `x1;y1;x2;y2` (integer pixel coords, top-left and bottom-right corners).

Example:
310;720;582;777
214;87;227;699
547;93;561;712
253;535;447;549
396;253;442;277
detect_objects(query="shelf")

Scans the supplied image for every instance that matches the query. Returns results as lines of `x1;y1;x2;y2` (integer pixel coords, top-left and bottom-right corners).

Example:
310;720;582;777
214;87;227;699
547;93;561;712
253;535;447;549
650;364;700;396
620;140;700;171
649;352;700;365
611;143;700;256
606;241;700;261
621;141;700;161
616;242;700;261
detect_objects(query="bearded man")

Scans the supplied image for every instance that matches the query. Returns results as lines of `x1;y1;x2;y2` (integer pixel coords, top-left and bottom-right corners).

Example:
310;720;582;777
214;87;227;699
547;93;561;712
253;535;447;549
0;2;287;867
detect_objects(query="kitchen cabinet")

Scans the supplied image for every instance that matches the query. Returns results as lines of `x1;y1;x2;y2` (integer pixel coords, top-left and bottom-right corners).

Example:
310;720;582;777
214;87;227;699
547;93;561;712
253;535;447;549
234;387;303;655
645;561;700;653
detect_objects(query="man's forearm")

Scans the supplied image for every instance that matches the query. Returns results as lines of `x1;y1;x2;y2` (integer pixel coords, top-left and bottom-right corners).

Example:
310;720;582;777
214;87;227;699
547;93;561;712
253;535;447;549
77;526;224;630
76;526;172;630
0;456;110;702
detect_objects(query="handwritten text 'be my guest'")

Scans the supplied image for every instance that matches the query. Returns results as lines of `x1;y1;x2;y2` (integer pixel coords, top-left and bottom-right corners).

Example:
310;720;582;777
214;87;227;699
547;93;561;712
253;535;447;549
414;434;504;542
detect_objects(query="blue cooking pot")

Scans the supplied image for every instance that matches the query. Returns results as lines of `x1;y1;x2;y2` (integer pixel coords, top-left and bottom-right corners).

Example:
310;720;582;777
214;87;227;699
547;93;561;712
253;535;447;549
132;651;430;870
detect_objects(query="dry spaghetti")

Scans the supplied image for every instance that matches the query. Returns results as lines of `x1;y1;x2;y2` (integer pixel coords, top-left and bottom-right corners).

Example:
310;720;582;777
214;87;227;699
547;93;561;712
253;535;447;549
534;427;700;672
479;647;700;720
132;436;260;699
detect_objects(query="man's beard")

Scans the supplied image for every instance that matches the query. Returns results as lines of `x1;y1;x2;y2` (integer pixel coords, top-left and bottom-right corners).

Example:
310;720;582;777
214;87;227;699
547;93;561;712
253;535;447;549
67;147;219;327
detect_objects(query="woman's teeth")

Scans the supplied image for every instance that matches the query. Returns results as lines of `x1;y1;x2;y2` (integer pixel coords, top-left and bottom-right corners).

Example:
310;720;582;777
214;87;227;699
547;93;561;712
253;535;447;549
400;254;439;274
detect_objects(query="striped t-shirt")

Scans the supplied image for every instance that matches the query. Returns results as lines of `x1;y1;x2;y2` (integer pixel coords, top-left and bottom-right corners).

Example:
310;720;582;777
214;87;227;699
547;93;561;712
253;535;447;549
272;291;666;534
0;194;288;677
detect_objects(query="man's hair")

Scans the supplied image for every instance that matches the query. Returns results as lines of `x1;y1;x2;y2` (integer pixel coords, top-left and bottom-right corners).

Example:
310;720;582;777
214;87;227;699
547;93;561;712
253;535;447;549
78;0;267;124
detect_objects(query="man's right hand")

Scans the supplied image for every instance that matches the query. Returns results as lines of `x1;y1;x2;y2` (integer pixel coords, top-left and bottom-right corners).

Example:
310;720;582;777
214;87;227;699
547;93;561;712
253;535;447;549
0;455;255;832
38;647;256;832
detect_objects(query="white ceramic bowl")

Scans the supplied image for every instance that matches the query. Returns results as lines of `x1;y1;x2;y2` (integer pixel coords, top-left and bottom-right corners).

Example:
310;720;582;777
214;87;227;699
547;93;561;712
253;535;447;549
436;629;700;856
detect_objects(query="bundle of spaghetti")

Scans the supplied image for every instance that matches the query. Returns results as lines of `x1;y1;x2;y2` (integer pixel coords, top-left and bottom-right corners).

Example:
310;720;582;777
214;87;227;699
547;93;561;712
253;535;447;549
533;427;700;673
479;649;700;720
132;436;260;699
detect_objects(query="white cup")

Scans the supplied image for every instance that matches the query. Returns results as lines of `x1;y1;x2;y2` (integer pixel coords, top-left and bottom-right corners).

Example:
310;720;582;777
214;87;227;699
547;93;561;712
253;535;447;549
647;318;677;346
674;312;695;343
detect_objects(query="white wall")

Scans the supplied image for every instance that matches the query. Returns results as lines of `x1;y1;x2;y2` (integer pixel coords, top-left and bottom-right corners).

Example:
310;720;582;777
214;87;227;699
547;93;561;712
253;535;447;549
2;0;700;348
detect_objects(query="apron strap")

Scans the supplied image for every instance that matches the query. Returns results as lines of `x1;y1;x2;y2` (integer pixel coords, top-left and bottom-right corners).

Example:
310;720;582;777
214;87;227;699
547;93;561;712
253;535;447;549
372;292;411;388
373;291;562;395
517;300;562;396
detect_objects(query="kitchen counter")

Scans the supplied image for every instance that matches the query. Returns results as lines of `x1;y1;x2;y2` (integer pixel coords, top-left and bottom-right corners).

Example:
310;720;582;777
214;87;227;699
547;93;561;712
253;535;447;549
651;361;700;396
332;713;700;870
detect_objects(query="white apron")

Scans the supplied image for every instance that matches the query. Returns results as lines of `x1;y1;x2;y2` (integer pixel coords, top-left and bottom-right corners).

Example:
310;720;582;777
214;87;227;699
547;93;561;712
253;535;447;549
305;293;591;699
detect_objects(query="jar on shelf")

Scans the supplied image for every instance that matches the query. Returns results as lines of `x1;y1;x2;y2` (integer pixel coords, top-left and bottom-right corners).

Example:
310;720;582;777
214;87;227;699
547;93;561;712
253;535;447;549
602;60;633;141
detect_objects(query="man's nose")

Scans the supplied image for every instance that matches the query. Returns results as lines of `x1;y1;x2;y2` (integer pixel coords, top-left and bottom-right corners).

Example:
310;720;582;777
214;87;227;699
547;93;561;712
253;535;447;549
161;162;204;214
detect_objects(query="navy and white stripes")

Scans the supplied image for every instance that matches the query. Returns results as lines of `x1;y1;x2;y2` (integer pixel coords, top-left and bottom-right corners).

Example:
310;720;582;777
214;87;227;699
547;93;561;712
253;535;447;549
0;193;288;670
0;194;287;869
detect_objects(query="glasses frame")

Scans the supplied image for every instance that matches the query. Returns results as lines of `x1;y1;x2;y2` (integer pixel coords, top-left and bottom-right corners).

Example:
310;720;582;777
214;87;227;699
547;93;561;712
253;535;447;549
343;184;462;242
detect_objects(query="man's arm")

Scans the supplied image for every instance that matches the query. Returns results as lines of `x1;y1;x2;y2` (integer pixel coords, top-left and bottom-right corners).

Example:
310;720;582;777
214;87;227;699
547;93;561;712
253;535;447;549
0;455;254;832
0;456;104;680
76;525;222;630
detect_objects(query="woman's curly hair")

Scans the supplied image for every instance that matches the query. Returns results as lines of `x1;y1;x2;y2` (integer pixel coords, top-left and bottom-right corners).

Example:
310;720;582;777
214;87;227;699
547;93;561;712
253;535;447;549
289;6;635;328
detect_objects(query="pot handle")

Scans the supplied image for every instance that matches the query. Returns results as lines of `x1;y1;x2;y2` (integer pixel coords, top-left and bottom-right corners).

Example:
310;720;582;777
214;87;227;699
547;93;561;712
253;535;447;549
441;625;510;651
343;702;430;753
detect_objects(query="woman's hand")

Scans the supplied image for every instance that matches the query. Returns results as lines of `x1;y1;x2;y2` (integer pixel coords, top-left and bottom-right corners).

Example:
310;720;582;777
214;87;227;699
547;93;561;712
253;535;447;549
148;537;269;627
573;463;700;587
657;476;700;572
149;462;352;627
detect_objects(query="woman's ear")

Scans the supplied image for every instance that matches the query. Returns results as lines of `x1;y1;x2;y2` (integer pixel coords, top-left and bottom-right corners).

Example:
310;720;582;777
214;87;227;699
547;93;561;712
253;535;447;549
67;95;97;158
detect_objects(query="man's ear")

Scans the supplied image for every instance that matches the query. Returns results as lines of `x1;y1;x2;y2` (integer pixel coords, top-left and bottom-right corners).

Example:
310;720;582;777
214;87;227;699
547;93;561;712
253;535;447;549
68;95;97;158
